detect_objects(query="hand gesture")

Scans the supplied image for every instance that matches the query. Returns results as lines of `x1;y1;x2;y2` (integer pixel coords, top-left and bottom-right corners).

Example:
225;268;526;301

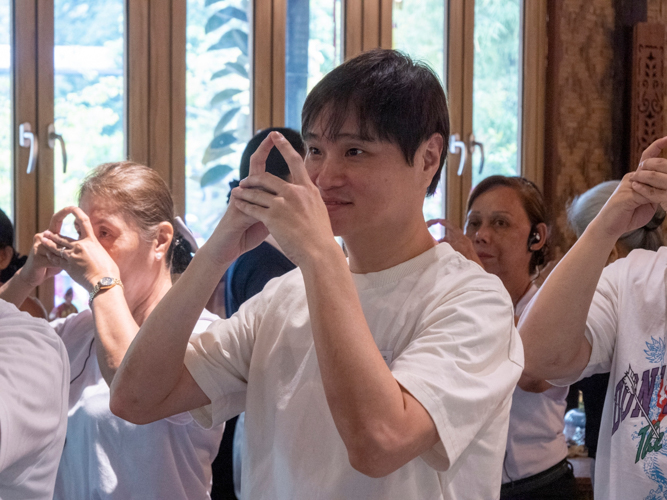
631;136;667;209
426;218;482;266
39;207;120;292
231;131;334;267
18;231;63;289
593;136;667;239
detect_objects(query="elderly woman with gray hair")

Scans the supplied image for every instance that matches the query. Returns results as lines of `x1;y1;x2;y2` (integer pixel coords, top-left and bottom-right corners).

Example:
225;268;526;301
568;180;664;260
564;179;664;477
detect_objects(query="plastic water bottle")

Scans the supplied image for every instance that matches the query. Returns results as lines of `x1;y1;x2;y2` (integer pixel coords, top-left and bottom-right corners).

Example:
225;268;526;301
564;390;586;446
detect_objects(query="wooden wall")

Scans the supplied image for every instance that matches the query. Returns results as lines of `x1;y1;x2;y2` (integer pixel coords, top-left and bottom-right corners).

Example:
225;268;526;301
544;0;667;255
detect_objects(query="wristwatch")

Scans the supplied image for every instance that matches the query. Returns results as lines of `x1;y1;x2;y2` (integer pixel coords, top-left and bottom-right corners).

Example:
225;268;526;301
89;277;124;305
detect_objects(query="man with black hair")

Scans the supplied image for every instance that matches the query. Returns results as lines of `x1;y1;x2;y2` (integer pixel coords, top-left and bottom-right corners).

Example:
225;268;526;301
112;49;522;499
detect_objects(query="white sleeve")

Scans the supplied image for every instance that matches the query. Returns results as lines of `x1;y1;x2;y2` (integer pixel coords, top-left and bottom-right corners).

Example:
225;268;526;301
549;261;620;386
183;296;260;429
0;312;69;476
391;286;523;471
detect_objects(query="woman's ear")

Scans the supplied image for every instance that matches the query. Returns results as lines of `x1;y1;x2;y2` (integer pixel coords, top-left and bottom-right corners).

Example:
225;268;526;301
0;246;12;271
154;221;174;259
529;222;548;251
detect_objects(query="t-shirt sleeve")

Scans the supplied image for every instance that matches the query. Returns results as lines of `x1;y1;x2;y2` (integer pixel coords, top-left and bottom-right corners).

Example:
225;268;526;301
0;312;68;479
183;296;261;429
391;285;523;471
548;261;620;386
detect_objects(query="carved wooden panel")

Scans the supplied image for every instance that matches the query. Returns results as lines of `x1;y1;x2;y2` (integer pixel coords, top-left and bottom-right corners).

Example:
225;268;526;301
630;23;665;170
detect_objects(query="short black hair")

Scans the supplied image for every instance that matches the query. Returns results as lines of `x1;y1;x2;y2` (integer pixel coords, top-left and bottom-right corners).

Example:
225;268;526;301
301;49;450;196
239;127;305;181
0;208;12;248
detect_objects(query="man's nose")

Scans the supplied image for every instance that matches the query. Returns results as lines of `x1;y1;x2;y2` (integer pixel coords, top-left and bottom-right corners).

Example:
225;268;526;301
311;157;345;190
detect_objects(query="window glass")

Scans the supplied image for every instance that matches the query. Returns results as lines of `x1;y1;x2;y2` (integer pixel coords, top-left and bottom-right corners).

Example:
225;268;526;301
186;0;251;243
285;0;343;130
472;0;521;186
53;0;125;313
392;0;446;237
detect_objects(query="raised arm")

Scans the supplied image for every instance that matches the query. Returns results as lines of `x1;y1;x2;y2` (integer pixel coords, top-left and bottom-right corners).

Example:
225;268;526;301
110;154;270;424
38;207;141;386
0;231;61;307
231;132;440;477
519;136;667;381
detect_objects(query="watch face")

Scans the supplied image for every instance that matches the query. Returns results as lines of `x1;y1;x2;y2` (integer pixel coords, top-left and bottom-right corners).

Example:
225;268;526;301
100;277;114;286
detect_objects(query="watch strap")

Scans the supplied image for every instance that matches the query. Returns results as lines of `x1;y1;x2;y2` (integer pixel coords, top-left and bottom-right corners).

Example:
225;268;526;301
89;277;124;305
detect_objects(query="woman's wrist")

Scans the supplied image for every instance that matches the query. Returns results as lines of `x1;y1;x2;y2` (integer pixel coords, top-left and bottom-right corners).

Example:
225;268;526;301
15;266;41;289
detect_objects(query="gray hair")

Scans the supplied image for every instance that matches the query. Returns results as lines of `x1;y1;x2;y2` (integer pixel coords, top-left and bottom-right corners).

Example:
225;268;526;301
567;180;663;251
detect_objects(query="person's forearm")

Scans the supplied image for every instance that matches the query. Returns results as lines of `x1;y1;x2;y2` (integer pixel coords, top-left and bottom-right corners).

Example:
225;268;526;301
0;269;35;308
300;244;432;475
519;219;616;380
90;286;139;386
110;242;232;416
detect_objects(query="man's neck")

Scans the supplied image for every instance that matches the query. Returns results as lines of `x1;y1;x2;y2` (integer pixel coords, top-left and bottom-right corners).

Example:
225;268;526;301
345;222;436;274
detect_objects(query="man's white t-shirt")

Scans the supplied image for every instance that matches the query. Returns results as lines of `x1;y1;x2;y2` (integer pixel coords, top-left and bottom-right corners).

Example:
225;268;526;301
0;299;69;500
503;285;569;482
185;243;524;499
52;308;224;500
550;247;667;499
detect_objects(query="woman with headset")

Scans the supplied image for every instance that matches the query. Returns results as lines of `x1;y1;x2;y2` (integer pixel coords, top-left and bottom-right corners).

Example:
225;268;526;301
431;175;576;500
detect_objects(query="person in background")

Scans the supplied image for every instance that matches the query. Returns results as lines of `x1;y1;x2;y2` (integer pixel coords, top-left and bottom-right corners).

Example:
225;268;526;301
50;287;78;320
111;49;523;499
0;208;48;318
0;161;223;500
211;127;304;500
0;298;68;500
519;137;667;499
565;179;664;477
432;175;576;499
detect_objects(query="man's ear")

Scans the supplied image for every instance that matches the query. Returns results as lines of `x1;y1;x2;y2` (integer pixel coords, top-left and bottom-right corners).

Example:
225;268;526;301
0;245;13;271
418;133;444;184
154;221;174;259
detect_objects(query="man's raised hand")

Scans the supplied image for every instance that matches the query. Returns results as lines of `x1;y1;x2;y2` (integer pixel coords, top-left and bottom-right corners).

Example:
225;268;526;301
233;131;335;268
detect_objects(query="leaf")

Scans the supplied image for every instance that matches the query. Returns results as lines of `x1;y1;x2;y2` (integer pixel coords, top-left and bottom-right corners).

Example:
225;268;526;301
200;164;233;188
202;145;234;165
236;54;248;67
205;13;231;33
214;107;241;135
208;29;248;56
226;62;248;79
210;88;242;106
210;132;236;149
211;68;232;80
205;7;248;34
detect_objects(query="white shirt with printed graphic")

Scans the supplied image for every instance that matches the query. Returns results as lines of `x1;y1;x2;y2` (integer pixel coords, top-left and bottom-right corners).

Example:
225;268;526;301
551;247;667;500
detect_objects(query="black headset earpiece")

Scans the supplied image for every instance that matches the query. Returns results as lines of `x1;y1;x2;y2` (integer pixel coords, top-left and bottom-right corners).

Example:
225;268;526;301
527;226;541;251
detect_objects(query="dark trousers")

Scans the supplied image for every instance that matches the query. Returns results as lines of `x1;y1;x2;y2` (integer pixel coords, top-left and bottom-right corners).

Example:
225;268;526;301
501;460;577;500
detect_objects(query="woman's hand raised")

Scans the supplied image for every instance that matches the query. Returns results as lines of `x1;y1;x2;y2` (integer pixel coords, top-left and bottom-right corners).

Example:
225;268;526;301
427;218;483;266
39;206;120;292
17;230;64;289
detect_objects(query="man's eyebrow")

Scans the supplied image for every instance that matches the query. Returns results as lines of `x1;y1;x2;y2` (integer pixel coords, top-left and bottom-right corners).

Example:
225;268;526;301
302;132;376;142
